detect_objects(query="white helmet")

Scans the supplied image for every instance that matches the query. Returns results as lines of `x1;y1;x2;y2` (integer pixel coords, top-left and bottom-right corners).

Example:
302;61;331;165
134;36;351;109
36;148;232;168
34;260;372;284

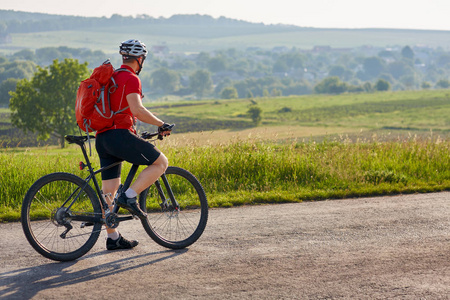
119;39;148;57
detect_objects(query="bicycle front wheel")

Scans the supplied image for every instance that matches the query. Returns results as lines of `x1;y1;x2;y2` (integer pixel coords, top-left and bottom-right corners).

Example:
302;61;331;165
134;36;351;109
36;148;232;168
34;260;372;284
21;172;102;261
139;166;208;249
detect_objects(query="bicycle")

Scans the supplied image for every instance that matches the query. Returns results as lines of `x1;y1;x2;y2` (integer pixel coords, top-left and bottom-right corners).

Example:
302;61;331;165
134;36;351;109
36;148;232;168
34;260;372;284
21;126;208;261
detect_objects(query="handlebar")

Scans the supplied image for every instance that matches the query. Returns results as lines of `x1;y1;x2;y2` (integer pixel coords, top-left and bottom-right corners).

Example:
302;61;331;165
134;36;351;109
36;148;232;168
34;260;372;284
141;124;175;140
65;124;174;148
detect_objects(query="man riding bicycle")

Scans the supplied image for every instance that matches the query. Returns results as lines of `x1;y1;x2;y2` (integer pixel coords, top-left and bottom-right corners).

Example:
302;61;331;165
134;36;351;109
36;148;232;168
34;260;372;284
95;39;172;250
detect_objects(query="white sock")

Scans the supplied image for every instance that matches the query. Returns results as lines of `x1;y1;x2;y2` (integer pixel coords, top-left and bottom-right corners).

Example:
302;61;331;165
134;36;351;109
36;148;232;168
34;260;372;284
108;231;120;240
125;188;138;199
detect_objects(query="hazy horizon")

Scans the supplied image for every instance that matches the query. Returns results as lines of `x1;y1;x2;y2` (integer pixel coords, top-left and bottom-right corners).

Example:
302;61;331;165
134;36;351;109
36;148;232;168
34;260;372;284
1;0;449;31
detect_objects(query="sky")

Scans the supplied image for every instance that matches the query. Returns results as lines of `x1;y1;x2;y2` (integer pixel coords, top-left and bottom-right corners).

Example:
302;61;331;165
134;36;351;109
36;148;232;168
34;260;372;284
1;0;450;31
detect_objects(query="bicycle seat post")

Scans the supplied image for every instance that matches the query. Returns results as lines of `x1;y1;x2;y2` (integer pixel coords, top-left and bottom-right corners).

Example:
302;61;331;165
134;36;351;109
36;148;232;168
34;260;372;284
79;142;94;172
65;135;94;171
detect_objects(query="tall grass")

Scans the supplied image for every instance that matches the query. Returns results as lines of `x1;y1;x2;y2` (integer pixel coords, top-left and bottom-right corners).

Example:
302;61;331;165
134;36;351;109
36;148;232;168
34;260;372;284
171;136;450;206
1;136;449;221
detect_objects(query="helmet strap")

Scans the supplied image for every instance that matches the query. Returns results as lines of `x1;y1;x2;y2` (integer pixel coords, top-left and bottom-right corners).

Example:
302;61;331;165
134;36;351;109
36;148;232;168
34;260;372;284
133;56;145;75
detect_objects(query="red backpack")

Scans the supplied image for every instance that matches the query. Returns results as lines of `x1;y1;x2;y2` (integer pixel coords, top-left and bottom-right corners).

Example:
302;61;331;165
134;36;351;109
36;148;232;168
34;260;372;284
75;60;130;132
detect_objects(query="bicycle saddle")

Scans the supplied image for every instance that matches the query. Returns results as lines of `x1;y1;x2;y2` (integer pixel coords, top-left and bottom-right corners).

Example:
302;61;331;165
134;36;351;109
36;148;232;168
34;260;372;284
65;135;95;145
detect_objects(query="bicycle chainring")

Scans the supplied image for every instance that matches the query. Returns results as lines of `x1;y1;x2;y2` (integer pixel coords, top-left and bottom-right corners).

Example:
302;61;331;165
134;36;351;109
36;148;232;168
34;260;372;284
105;213;119;228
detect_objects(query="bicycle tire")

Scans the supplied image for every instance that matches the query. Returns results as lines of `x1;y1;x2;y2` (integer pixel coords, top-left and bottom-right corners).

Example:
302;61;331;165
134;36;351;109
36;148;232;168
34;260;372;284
21;172;102;261
139;166;208;249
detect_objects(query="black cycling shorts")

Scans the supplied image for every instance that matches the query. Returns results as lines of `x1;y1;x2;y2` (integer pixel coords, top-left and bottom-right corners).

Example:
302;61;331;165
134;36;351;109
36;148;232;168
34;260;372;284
95;129;161;180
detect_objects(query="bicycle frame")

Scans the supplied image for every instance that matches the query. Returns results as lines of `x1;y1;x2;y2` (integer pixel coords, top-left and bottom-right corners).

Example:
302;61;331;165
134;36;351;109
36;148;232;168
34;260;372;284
65;135;178;226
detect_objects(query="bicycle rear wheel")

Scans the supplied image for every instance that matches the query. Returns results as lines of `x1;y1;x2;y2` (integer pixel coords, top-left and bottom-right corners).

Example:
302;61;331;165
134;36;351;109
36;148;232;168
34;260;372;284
21;172;102;261
139;166;208;249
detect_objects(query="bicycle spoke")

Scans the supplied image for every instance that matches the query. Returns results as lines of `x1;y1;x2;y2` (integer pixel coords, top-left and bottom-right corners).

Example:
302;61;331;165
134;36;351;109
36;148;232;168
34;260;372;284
33;191;54;212
140;167;208;249
22;172;102;261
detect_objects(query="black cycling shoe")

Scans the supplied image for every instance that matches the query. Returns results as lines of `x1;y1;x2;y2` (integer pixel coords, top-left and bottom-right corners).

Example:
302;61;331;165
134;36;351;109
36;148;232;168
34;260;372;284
106;234;138;250
116;193;147;219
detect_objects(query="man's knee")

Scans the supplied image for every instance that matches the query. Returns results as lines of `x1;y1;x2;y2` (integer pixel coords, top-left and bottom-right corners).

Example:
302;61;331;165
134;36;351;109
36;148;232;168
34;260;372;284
155;153;169;173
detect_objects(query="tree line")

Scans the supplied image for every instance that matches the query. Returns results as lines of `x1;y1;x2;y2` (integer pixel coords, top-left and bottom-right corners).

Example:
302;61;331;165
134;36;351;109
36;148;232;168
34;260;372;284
3;43;450;147
1;43;449;107
0;10;291;36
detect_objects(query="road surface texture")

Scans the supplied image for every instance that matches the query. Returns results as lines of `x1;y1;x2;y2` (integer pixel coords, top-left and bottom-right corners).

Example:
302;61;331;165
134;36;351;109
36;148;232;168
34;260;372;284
1;192;449;299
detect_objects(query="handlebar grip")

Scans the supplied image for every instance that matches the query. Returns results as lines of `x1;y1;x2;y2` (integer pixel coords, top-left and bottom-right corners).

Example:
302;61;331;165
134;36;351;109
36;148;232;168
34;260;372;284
158;123;175;133
141;124;175;140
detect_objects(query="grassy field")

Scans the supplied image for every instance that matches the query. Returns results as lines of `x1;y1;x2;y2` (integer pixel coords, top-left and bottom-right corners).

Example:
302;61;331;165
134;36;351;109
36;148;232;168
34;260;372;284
146;90;450;135
1;135;449;222
1;90;449;221
2;26;450;55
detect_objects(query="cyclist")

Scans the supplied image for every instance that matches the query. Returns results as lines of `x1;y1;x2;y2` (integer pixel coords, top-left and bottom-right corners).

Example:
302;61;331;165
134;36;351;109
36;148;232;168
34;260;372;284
95;39;172;250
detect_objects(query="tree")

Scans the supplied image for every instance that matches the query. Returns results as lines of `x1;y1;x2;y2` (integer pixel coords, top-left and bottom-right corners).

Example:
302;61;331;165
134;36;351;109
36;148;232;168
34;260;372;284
437;54;450;67
195;52;210;68
388;61;414;79
0;78;18;106
35;47;63;65
247;105;262;126
400;74;419;89
363;57;385;79
375;79;390;91
150;67;180;94
436;79;450;89
0;61;37;82
9;59;89;148
273;60;289;73
189;69;213;98
314;77;348;94
14;49;35;61
362;82;373;92
207;56;227;73
329;65;346;78
421;82;432;89
271;88;282;97
221;87;238;99
401;46;414;60
0;22;6;35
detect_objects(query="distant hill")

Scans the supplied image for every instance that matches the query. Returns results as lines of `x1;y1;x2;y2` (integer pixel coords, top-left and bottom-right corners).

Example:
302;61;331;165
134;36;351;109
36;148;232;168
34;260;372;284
0;10;65;21
1;10;450;53
0;10;299;34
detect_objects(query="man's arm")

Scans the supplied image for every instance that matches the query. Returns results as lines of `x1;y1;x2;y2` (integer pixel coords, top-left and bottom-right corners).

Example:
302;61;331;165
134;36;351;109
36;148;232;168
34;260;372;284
126;93;164;127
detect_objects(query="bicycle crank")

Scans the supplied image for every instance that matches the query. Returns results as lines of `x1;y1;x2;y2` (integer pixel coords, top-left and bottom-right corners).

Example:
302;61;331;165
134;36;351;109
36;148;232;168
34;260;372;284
105;212;120;229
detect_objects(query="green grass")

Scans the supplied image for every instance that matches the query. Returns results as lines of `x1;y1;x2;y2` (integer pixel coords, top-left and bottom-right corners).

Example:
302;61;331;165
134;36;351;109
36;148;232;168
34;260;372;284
182;137;450;204
147;90;450;133
1;135;450;222
2;90;449;144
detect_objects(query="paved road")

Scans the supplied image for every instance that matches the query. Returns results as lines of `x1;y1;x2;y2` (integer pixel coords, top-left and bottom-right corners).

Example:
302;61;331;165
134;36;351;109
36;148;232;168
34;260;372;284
1;192;449;299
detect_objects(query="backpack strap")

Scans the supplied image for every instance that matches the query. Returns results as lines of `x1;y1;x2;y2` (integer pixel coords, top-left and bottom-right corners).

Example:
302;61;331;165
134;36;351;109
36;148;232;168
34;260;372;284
82;119;93;156
115;67;133;74
108;68;135;116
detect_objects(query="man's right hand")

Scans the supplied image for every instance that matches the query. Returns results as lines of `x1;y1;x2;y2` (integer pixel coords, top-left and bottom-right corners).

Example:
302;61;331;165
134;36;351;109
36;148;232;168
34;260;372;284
158;123;174;136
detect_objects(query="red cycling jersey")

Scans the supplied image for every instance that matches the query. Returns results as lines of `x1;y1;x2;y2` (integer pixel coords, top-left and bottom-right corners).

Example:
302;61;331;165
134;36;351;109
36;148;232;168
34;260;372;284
96;65;142;134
